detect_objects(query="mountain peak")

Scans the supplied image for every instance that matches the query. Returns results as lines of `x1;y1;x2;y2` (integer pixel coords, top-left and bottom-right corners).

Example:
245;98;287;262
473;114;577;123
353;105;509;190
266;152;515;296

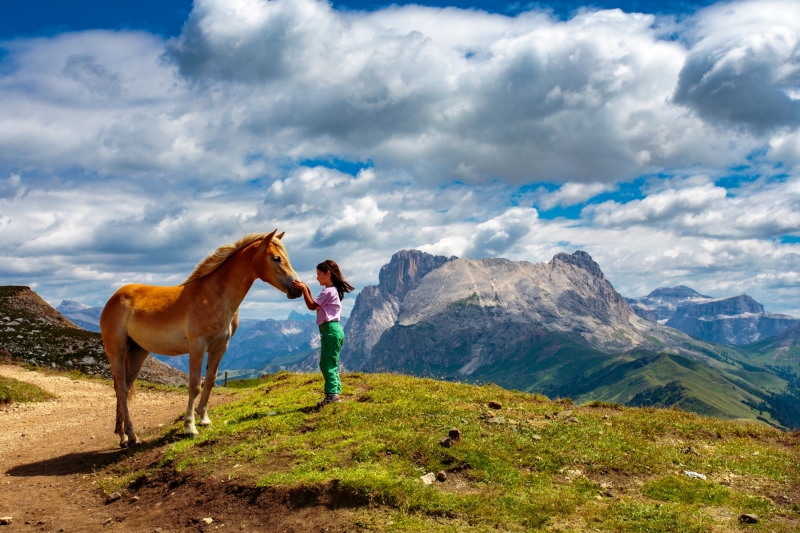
647;286;711;299
57;300;93;314
378;249;457;301
551;250;604;279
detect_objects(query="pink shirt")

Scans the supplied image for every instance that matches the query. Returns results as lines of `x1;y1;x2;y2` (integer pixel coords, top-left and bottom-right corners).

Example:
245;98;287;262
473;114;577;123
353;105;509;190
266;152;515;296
314;286;341;325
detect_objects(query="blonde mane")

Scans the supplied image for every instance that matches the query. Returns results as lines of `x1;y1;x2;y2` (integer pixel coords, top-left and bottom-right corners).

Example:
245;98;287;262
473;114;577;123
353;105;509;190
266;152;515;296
180;232;285;285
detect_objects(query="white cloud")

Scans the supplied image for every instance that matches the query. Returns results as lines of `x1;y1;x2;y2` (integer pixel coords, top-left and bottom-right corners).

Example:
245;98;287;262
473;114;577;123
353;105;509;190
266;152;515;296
673;0;800;133
534;181;616;210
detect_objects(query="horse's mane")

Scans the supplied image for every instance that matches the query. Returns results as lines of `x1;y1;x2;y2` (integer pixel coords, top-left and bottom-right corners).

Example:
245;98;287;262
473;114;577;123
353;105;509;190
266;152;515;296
180;232;285;286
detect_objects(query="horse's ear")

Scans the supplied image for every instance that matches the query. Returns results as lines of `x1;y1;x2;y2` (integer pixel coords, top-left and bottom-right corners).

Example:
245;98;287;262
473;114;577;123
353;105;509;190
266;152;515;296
257;230;278;253
276;231;285;240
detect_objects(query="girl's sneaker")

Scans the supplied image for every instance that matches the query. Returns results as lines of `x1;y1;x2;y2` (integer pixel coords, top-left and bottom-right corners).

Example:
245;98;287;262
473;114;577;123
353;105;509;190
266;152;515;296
317;394;342;407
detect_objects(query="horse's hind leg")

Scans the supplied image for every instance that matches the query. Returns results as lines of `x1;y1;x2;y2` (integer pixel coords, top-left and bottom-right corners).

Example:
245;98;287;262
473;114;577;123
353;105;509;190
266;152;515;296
196;346;226;427
106;339;131;448
121;343;149;446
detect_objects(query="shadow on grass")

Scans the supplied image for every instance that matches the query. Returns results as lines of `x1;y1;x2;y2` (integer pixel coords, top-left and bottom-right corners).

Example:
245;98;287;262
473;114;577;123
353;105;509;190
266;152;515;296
4;428;186;477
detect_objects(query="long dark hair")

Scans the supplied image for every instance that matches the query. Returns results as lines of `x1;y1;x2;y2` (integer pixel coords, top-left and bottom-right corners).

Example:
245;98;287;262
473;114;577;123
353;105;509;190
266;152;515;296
317;260;354;300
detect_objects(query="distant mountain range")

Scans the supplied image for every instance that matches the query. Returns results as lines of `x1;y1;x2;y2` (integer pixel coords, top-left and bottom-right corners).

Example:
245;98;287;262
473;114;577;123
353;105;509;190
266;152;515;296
626;287;800;344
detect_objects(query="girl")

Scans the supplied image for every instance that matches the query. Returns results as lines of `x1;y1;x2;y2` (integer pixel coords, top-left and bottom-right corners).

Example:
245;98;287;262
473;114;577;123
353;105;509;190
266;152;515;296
292;260;354;406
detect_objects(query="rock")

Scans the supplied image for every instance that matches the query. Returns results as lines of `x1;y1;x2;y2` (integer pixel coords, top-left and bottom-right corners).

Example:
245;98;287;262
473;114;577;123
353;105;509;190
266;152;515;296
420;472;436;485
436;471;447;482
130;495;140;503
738;514;758;524
481;411;496;419
602;415;609;420
449;427;462;440
0;517;12;525
202;518;213;525
488;401;502;410
103;518;113;526
532;434;542;440
105;492;122;504
487;417;507;424
439;436;452;448
556;410;573;419
684;471;707;480
604;489;614;498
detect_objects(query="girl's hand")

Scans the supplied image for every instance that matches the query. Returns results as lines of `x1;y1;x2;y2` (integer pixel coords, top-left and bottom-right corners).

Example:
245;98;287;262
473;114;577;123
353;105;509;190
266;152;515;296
291;280;307;291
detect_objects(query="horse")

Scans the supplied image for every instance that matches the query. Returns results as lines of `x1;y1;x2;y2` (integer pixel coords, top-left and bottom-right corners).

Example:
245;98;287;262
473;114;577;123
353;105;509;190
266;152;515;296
100;230;301;446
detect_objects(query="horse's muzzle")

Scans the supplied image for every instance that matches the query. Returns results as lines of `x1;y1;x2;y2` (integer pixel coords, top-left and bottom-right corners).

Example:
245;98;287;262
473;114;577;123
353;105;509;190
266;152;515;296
287;287;302;299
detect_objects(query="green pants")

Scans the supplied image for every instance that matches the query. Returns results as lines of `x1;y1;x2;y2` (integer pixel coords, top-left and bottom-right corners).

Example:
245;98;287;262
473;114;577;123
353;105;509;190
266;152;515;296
319;321;344;394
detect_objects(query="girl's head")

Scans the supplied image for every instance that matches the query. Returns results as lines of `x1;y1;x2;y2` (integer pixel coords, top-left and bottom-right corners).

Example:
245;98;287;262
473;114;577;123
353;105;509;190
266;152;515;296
316;260;355;300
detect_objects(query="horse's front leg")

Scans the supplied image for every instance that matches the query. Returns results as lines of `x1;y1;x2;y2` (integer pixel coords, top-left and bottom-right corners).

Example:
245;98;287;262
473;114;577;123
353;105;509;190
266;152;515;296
185;344;207;437
196;345;226;427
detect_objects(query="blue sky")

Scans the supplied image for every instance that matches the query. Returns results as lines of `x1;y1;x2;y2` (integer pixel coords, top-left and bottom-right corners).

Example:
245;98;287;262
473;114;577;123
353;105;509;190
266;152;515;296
1;1;717;38
0;0;799;320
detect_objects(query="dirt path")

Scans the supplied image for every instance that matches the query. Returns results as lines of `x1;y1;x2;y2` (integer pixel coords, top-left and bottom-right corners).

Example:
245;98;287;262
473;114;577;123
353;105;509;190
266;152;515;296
0;365;231;532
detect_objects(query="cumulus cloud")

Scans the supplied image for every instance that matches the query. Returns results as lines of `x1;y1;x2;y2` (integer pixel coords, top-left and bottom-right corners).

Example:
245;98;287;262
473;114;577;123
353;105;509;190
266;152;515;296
533;182;616;210
673;0;800;133
583;174;800;239
3;0;798;185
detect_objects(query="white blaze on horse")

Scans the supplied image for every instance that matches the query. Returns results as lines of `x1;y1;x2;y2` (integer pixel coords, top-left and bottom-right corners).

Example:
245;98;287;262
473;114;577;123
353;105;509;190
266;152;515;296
100;230;301;447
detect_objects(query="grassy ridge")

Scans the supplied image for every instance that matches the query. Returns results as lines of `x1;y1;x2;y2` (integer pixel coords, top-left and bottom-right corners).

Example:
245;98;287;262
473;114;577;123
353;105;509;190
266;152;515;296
0;374;56;404
111;372;800;532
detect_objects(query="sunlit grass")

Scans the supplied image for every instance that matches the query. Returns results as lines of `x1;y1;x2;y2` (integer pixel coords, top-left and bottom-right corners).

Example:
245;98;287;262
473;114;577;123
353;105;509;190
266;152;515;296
116;371;800;531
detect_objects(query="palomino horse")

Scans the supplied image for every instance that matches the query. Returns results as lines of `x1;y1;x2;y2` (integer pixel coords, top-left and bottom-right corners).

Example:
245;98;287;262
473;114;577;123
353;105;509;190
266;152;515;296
100;230;300;446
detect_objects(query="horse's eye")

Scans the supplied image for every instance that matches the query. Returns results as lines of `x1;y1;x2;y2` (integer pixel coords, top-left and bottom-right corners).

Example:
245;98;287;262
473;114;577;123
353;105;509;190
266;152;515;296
273;256;281;262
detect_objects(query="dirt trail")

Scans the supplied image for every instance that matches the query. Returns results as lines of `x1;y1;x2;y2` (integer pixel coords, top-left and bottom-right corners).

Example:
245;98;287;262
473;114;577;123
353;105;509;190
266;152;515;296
0;365;229;532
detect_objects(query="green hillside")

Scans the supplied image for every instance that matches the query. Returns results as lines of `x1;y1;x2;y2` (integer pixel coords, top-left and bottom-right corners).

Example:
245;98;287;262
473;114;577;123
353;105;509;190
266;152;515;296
394;330;799;428
102;372;800;532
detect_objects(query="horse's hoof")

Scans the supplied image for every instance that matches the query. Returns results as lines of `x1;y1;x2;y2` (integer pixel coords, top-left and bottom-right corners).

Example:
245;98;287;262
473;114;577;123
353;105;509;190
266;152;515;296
198;419;212;427
119;441;128;449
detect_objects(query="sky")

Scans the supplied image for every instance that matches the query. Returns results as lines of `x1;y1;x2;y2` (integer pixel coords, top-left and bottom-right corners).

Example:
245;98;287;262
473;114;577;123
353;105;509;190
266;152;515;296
0;0;799;321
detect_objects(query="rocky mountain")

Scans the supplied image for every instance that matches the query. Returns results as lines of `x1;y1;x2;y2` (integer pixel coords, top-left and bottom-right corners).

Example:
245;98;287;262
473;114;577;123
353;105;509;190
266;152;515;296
626;285;712;322
628;287;800;345
57;300;103;332
344;249;644;373
665;295;800;345
339;251;800;428
0;286;186;386
342;249;456;366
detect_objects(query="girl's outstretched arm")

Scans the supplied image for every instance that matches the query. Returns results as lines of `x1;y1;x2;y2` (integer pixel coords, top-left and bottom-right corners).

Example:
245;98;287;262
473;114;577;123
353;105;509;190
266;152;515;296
292;280;319;311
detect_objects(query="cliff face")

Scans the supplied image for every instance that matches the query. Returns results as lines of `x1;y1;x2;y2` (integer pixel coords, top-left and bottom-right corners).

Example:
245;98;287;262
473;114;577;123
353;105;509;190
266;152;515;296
341;250;456;368
343;250;643;374
665;294;800;345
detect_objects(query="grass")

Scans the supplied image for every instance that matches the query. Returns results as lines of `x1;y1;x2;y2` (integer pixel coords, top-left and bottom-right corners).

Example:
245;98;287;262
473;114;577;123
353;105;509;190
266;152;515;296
0;374;56;404
109;371;800;531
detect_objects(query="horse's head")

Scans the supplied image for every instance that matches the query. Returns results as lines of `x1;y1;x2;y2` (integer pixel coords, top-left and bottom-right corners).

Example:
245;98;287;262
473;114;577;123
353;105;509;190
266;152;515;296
255;230;302;299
